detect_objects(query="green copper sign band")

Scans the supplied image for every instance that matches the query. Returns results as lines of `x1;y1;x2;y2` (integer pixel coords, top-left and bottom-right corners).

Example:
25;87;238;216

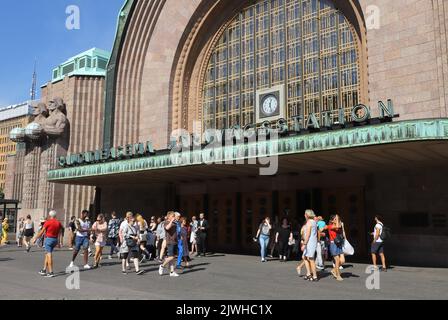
48;119;448;182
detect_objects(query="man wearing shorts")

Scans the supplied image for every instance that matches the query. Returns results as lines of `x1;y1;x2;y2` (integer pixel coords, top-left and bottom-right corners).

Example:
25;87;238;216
159;212;179;277
33;210;63;278
371;215;387;271
68;210;91;270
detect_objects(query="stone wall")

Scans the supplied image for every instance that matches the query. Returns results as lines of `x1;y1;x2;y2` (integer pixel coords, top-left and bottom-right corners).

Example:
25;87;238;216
360;0;448;119
365;167;448;267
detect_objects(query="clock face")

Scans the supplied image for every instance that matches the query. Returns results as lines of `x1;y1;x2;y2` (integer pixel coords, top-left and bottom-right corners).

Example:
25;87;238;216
262;95;278;116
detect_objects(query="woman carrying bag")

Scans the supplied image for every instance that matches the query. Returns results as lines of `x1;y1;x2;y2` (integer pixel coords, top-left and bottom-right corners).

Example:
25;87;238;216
119;213;144;275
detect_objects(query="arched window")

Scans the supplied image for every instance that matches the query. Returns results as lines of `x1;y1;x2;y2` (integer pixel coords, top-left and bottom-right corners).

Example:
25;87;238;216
202;0;360;131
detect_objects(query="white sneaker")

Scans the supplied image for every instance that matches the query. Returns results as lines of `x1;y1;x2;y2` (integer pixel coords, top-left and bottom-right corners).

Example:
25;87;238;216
339;266;344;270
316;266;324;270
108;255;112;260
68;262;74;268
170;272;179;277
159;265;165;276
83;264;91;270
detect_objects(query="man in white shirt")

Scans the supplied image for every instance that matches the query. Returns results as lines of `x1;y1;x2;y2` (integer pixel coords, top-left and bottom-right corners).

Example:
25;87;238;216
371;215;387;271
68;210;91;270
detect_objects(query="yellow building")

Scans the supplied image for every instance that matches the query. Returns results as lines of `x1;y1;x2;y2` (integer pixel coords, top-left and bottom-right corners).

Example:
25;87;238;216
0;103;33;191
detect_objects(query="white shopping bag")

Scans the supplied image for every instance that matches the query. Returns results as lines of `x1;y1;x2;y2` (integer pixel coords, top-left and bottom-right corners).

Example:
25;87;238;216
342;239;355;256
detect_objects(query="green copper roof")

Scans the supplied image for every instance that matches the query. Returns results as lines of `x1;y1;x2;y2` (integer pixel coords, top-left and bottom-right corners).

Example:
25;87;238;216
47;118;448;183
49;48;111;83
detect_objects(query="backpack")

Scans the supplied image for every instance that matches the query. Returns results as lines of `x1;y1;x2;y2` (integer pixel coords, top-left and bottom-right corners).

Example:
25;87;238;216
379;223;391;241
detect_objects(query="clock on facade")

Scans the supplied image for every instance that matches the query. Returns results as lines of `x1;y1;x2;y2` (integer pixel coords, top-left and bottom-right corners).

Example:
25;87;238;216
256;85;285;123
261;94;279;116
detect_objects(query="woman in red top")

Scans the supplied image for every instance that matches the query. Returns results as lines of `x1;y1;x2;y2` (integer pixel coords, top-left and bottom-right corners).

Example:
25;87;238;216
324;215;344;281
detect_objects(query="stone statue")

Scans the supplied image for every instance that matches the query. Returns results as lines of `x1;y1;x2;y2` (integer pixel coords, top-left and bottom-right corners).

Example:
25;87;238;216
32;103;49;126
43;97;67;137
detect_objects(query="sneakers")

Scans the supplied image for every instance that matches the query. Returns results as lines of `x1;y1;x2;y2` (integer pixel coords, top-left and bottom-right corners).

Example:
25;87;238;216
39;269;47;276
46;272;55;278
136;270;145;275
170;272;179;277
332;263;344;270
68;262;74;269
108;255;113;260
83;264;91;270
159;265;165;276
316;265;325;270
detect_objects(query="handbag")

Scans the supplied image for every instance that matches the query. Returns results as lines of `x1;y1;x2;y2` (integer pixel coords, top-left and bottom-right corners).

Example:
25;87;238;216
125;225;137;247
334;233;345;248
342;239;355;256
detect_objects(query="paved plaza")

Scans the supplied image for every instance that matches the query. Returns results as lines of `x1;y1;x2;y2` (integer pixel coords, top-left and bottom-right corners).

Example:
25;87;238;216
0;246;447;300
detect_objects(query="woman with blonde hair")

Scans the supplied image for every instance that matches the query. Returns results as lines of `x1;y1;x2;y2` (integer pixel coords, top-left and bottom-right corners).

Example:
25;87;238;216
302;210;318;282
119;212;144;275
1;217;9;245
136;214;151;262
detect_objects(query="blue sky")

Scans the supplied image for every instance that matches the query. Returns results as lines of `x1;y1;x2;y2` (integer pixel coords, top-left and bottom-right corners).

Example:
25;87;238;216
0;0;124;107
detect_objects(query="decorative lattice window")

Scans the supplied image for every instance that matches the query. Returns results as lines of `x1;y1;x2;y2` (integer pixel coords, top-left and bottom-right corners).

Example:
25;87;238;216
202;0;360;131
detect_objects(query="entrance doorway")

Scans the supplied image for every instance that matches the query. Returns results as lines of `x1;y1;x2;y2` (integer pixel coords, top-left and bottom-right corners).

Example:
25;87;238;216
322;187;367;257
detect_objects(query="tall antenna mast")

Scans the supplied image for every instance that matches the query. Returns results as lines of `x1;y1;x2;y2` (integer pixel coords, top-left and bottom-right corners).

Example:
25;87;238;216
30;60;37;101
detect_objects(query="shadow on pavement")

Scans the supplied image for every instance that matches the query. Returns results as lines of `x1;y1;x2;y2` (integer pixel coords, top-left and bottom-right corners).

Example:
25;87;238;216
182;268;207;275
0;258;14;262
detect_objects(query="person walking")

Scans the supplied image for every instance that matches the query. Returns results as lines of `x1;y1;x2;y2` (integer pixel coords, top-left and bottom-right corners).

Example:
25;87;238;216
315;216;327;270
275;218;293;262
1;217;9;245
35;218;46;248
159;211;180;277
108;212;120;259
179;217;191;268
136;214;151;262
296;222;307;277
119;212;144;275
33;211;63;278
196;213;208;257
324;215;344;281
302;210;318;282
66;216;75;250
256;217;272;263
91;214;108;268
155;216;166;262
175;212;184;269
371;215;387;272
190;216;198;256
23;215;35;252
16;218;24;248
149;216;157;232
68;210;91;270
